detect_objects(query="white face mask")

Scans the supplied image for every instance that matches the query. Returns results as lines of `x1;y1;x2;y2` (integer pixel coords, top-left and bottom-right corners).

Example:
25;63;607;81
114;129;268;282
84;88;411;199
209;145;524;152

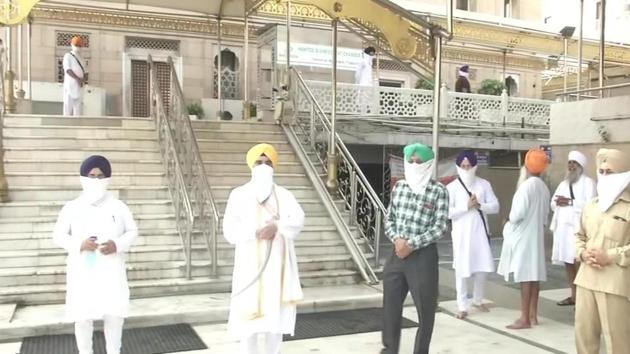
456;165;477;187
80;176;110;205
251;164;274;203
596;171;630;212
404;159;434;194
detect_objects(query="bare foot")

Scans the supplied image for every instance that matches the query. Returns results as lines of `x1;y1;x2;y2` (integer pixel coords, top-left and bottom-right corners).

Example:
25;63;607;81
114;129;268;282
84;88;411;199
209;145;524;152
473;303;490;312
530;317;539;326
456;311;468;319
506;319;531;329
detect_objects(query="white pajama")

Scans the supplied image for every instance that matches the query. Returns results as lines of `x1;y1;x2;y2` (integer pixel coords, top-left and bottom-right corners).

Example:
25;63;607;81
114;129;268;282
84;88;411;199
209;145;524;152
455;272;487;312
240;333;283;354
75;315;124;354
63;96;83;116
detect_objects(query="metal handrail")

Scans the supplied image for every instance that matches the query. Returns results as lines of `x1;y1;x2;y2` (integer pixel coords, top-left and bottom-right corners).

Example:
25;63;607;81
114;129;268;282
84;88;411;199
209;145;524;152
166;56;220;278
556;82;630;96
147;56;196;279
290;68;386;275
149;55;220;278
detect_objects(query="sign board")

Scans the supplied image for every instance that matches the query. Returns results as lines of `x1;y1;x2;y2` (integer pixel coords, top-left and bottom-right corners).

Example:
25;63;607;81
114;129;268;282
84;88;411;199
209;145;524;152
476;151;490;166
277;42;363;71
540;145;552;163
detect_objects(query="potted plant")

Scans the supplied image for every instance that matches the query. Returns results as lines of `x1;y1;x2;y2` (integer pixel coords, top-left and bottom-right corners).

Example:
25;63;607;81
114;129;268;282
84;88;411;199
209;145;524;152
187;102;204;120
477;79;506;96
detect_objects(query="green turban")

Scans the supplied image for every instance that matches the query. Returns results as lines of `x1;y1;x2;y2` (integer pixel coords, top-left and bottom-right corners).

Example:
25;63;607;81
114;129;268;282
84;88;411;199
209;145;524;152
403;143;435;162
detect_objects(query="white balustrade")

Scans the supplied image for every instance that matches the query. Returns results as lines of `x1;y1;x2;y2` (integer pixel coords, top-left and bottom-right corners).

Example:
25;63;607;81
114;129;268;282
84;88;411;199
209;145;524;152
302;80;553;128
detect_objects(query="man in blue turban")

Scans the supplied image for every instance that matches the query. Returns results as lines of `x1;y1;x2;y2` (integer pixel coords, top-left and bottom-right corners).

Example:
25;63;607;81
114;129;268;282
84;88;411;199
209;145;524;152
53;155;138;354
381;143;449;354
446;150;499;319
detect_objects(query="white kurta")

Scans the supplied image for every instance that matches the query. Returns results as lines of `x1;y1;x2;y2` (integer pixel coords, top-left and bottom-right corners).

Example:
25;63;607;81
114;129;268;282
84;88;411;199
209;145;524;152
223;183;305;338
498;176;550;283
52;194;138;322
63;51;85;100
549;175;596;265
355;53;373;86
447;177;500;278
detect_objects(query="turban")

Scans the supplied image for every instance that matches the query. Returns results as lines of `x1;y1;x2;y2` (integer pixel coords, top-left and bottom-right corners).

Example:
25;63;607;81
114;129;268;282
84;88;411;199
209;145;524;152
525;149;548;174
456;150;477;167
403;143;434;162
80;155;111;178
596;148;630;173
568;151;587;168
71;36;84;47
246;143;278;169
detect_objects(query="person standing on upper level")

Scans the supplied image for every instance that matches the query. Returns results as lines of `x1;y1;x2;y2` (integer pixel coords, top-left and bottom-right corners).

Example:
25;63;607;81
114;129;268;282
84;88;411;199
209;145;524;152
63;36;87;116
455;64;471;93
355;46;376;115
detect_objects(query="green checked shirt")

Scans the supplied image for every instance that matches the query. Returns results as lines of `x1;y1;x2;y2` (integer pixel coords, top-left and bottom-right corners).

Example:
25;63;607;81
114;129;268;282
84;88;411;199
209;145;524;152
386;179;449;250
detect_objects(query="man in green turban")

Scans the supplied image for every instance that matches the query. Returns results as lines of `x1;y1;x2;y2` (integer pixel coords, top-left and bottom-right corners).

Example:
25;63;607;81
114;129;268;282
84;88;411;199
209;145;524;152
381;143;449;354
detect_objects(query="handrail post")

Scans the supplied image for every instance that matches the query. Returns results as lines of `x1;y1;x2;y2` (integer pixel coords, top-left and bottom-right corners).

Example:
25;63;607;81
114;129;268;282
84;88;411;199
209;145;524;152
186;223;192;279
501;89;508;126
212;223;218;277
349;171;358;224
375;212;382;266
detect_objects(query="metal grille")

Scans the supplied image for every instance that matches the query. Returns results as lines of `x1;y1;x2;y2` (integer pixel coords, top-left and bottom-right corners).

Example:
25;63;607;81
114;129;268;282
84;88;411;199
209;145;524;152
126;37;180;52
131;60;171;117
56;32;90;47
378;60;408;72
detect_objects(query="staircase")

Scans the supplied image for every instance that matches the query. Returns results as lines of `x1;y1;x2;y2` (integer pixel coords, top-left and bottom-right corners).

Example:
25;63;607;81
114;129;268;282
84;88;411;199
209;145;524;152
192;120;364;287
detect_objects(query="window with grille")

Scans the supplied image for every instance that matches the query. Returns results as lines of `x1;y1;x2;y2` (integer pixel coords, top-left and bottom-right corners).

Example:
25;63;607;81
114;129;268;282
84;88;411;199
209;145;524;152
55;31;90;83
125;37;180;53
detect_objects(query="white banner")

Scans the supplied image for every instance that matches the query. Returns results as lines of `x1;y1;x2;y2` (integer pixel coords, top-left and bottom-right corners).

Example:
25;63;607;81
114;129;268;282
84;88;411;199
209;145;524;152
277;42;363;71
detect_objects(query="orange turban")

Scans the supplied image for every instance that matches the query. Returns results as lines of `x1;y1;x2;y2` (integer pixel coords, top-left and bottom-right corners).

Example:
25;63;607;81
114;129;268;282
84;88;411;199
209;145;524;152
246;143;278;169
71;36;84;47
525;149;548;174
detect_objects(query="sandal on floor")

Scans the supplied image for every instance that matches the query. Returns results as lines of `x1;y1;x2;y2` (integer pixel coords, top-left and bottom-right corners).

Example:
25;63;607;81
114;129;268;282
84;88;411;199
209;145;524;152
456;311;468;319
557;297;575;306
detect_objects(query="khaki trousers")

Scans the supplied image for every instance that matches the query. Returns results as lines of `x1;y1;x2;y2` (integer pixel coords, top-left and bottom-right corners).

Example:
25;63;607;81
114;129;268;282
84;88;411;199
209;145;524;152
575;286;630;354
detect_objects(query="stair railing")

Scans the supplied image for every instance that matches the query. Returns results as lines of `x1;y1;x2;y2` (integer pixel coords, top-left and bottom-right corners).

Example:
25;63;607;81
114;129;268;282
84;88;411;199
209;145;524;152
149;55;220;279
289;67;387;274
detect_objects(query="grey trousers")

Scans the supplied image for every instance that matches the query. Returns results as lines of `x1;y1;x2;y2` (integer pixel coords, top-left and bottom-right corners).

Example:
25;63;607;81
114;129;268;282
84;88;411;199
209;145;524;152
381;243;439;354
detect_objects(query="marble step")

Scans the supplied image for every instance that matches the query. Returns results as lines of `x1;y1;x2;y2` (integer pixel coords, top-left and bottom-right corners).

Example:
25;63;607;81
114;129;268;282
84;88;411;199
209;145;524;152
200;150;300;163
4;147;162;161
3;115;155;129
206;173;311;187
0;223;349;250
4;159;164;173
0;253;358;287
3;124;157;139
0;269;360;305
0;199;173;218
203;161;305;174
196;139;292;152
0;213;178;233
7;186;170;202
3;136;159;149
191;121;282;133
5;172;166;187
193;128;285;141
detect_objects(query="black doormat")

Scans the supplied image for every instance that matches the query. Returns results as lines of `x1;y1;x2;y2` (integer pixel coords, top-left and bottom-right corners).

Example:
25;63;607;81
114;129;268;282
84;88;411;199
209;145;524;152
284;307;418;341
20;323;207;354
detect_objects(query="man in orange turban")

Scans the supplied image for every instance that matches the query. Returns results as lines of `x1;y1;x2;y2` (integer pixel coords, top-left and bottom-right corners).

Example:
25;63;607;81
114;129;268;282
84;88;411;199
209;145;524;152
223;143;305;354
63;36;87;116
498;149;550;329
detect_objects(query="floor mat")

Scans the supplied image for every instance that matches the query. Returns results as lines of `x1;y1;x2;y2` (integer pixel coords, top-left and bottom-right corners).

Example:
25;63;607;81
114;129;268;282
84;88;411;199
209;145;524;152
20;323;207;354
285;307;418;341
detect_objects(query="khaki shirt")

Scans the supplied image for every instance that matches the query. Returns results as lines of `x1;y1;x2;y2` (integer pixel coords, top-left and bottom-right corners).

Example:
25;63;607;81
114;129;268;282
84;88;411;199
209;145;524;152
575;189;630;298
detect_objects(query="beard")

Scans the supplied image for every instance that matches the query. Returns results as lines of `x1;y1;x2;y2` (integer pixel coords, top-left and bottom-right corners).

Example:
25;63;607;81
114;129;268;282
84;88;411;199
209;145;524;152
565;167;583;184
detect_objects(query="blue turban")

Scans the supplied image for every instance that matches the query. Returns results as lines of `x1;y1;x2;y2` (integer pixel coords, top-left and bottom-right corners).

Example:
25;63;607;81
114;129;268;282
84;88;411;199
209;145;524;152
455;150;477;167
80;155;112;178
403;143;435;162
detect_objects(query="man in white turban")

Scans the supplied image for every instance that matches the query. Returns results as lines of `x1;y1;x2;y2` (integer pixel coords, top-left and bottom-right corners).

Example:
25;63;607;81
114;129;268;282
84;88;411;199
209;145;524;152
550;151;596;306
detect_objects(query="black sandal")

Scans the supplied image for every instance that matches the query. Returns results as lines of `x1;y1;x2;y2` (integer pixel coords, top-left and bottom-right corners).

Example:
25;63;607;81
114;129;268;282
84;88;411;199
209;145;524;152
557;297;575;306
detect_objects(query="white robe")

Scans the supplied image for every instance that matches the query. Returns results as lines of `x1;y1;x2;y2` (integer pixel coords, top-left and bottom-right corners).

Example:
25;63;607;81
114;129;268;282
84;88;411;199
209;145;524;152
52;194;137;322
223;183;304;338
549;175;596;265
63;51;85;100
447;177;500;278
354;53;373;86
498;176;550;283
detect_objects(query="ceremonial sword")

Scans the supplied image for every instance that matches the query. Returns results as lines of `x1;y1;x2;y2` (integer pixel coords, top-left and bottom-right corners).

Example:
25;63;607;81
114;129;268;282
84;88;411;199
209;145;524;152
231;239;274;298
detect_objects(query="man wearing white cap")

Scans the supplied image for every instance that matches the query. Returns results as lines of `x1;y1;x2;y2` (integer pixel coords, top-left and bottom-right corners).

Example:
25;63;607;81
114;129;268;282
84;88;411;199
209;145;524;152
550;151;596;306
